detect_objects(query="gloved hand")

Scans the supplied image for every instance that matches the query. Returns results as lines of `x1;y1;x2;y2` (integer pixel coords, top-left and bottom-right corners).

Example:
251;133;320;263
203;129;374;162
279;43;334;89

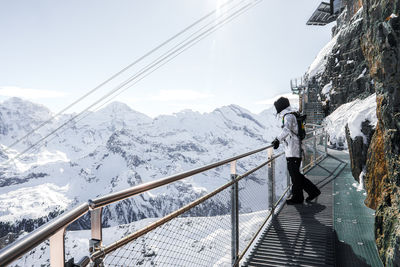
272;138;280;149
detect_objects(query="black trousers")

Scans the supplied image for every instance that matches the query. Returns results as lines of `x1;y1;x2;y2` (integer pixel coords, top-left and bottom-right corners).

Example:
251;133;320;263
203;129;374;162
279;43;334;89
287;157;320;201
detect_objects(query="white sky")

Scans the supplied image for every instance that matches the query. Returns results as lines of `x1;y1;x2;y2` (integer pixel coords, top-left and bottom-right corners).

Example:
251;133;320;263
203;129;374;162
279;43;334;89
0;0;333;117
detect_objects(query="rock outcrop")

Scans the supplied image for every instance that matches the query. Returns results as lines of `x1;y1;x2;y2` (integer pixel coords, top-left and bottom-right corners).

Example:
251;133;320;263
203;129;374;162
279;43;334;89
310;2;374;111
306;2;376;183
360;0;400;264
345;120;375;182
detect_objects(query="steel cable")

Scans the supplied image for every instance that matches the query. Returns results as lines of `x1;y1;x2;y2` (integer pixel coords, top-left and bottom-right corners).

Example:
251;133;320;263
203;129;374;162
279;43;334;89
3;0;262;164
3;0;238;153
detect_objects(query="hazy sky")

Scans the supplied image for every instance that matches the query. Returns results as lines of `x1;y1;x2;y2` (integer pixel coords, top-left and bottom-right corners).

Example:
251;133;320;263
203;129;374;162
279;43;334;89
0;0;332;117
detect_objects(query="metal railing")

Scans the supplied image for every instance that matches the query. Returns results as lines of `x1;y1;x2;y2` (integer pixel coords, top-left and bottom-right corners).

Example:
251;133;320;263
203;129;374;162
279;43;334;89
0;126;328;267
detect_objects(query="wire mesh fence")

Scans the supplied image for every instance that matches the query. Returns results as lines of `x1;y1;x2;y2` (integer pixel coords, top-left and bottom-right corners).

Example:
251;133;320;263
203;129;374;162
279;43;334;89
237;152;289;259
99;154;289;267
237;165;269;255
3;128;327;266
98;149;292;267
103;180;233;267
302;130;327;169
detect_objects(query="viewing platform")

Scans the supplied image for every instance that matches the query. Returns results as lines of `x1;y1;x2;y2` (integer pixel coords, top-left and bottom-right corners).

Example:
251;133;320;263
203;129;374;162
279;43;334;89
245;149;383;267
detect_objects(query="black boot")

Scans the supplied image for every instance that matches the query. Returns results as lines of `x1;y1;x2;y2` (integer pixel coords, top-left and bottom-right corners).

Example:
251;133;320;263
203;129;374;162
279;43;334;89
286;198;303;205
306;189;321;202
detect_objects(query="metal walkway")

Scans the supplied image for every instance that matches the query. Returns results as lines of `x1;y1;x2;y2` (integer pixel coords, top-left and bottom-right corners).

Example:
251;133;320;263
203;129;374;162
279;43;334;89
244;151;383;267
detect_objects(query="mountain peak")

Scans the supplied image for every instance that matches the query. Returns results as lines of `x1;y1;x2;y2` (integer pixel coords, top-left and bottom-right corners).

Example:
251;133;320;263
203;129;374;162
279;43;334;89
2;97;49;110
93;101;152;125
1;97;52;120
98;101;134;114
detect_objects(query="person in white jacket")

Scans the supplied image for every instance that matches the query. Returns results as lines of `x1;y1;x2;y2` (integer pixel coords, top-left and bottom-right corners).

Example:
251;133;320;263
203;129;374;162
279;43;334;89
271;97;321;205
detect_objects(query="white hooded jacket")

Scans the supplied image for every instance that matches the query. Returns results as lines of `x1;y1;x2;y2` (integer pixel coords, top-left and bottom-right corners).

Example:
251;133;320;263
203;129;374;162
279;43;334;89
277;106;301;158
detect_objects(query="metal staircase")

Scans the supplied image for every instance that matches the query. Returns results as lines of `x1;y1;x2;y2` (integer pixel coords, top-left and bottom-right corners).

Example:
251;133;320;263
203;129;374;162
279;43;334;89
290;78;325;125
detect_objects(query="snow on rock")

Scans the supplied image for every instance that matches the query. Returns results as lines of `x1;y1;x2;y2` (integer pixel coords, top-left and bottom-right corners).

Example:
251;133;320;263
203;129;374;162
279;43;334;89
358;68;367;79
321;81;333;96
325;93;377;146
307;32;339;78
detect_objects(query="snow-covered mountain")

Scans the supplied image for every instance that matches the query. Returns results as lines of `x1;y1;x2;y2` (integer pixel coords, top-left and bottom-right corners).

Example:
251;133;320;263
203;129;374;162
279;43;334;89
0;97;285;239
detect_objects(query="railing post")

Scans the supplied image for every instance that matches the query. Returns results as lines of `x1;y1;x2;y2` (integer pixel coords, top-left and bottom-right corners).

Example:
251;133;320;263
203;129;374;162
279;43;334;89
230;161;239;266
324;129;328;156
49;227;66;267
267;148;275;214
313;127;317;166
89;207;104;267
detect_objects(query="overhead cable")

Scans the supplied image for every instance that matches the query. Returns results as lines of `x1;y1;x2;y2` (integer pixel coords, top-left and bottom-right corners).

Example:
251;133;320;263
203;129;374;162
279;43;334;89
4;0;263;163
4;0;237;152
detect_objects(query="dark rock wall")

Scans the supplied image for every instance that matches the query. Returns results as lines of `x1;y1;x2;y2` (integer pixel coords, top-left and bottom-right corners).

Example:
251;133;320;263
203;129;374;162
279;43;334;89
345;121;375;182
316;2;374;112
360;0;400;265
306;0;400;264
310;2;375;183
364;98;387;210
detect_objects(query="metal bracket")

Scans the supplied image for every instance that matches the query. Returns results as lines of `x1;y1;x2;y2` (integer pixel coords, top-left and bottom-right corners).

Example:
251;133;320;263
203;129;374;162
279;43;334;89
90;207;104;267
89;239;105;267
91;207;103;241
50;227;66;267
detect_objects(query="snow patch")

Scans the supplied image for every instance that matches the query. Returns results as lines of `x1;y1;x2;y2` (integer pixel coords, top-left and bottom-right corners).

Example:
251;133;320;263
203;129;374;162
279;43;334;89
325;94;377;147
352;169;365;192
307;32;339;78
0;183;71;222
358;68;367;79
321;81;333;96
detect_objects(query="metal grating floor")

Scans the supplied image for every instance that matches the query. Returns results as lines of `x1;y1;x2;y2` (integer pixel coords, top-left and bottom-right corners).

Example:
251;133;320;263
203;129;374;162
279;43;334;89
331;150;383;267
244;156;344;267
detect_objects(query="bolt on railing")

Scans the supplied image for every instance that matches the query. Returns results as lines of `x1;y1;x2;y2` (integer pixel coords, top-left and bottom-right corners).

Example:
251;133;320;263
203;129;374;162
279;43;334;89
0;125;327;267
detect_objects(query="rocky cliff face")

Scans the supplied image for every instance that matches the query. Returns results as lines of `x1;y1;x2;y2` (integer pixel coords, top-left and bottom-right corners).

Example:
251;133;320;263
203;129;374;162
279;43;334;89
309;3;374;111
345;119;375;182
306;0;400;263
360;0;400;264
306;2;377;183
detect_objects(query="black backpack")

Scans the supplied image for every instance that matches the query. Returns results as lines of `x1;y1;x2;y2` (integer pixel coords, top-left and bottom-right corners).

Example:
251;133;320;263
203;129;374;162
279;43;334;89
282;112;307;140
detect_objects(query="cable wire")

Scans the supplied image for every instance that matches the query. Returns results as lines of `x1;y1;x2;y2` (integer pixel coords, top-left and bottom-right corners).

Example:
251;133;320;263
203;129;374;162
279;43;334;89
3;0;238;152
3;0;263;164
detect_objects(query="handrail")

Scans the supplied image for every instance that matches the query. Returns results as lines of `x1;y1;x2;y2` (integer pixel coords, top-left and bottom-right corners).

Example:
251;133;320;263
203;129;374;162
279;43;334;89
0;203;89;267
90;144;273;209
303;131;325;143
0;144;273;266
0;124;326;266
90;151;285;262
305;123;323;128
